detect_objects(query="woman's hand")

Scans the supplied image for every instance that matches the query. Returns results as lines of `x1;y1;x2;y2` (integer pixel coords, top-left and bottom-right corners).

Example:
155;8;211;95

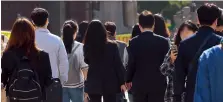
121;84;127;92
84;92;90;101
170;50;177;64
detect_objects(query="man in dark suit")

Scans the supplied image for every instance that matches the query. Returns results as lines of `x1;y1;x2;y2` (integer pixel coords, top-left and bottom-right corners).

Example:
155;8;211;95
105;21;127;62
173;3;223;102
126;10;170;102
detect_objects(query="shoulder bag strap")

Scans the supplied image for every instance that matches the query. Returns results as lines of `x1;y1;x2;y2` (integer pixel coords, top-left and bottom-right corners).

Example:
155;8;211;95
189;34;212;73
68;42;81;60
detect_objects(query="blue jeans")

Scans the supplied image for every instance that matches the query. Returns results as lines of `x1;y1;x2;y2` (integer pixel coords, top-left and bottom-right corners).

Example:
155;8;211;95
62;87;84;102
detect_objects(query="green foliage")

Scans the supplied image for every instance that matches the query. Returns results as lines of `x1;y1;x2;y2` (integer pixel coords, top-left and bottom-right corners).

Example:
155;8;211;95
137;1;191;30
169;1;192;8
137;1;169;14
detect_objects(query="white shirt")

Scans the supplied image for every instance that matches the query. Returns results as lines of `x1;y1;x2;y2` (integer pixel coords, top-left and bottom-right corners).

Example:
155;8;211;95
35;28;69;84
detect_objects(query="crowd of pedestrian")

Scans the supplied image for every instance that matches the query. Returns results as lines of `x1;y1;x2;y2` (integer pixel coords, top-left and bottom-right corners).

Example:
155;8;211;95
1;2;223;102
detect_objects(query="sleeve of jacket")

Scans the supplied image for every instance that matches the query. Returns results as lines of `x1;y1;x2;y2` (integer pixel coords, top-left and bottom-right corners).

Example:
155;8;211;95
1;51;16;87
123;47;129;69
174;42;187;102
42;52;53;87
126;41;136;83
113;43;125;85
58;39;69;83
194;52;210;102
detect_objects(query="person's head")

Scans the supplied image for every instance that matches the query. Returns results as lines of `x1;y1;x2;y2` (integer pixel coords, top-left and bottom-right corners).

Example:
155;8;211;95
174;20;198;47
5;17;39;55
62;20;78;54
216;9;223;31
138;10;155;32
1;35;5;52
154;14;170;38
83;20;108;56
197;3;221;29
131;24;141;38
104;21;116;37
1;34;5;43
31;8;49;28
76;21;89;43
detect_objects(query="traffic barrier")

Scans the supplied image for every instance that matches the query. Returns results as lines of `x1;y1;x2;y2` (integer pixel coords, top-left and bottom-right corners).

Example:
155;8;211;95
1;31;11;38
1;31;131;44
116;34;131;43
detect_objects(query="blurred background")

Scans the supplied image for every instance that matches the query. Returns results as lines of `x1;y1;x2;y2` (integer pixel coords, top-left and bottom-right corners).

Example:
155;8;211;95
2;1;223;36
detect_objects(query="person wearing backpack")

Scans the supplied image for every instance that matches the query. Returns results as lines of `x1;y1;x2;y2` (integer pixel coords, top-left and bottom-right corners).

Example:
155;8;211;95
61;20;88;102
173;3;223;102
1;18;52;102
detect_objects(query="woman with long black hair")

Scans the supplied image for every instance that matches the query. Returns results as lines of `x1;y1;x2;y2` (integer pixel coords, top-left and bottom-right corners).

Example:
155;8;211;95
61;20;88;102
76;21;89;43
83;20;126;102
154;14;171;38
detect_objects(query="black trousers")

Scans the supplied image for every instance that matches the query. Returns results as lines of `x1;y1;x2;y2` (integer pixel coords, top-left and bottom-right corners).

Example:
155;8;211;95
133;92;164;102
88;94;116;102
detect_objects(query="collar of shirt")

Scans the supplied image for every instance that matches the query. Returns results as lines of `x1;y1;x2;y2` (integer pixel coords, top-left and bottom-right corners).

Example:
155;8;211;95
36;28;50;33
197;26;214;36
143;30;153;33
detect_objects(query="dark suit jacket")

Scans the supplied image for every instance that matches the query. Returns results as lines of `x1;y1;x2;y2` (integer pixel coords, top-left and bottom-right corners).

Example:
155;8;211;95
1;48;52;100
108;36;127;62
174;26;222;102
84;41;125;94
126;31;170;94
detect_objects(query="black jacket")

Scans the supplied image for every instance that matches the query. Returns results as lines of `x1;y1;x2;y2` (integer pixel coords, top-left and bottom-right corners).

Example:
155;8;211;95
174;26;222;102
1;48;52;100
126;31;170;94
84;41;125;94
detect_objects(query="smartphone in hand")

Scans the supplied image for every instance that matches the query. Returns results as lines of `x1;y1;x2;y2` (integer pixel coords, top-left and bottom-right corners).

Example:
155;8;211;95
171;45;178;55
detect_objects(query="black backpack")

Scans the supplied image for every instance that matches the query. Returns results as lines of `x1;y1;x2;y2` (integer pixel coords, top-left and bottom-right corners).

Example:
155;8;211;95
8;55;42;101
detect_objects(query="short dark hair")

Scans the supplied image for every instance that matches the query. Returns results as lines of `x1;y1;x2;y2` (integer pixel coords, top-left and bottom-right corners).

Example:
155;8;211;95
1;34;5;42
104;21;116;36
131;24;141;38
138;10;154;28
197;3;221;26
217;9;223;26
76;21;89;43
31;8;49;27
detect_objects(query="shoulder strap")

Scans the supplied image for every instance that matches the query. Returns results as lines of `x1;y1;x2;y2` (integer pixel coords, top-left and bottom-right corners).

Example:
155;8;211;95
68;42;81;59
189;35;212;68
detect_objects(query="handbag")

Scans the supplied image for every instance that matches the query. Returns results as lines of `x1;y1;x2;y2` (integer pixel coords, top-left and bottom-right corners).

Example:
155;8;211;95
45;78;62;102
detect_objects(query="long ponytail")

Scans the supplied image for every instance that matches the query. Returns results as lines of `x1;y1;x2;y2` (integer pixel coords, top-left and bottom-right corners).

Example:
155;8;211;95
62;20;78;54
